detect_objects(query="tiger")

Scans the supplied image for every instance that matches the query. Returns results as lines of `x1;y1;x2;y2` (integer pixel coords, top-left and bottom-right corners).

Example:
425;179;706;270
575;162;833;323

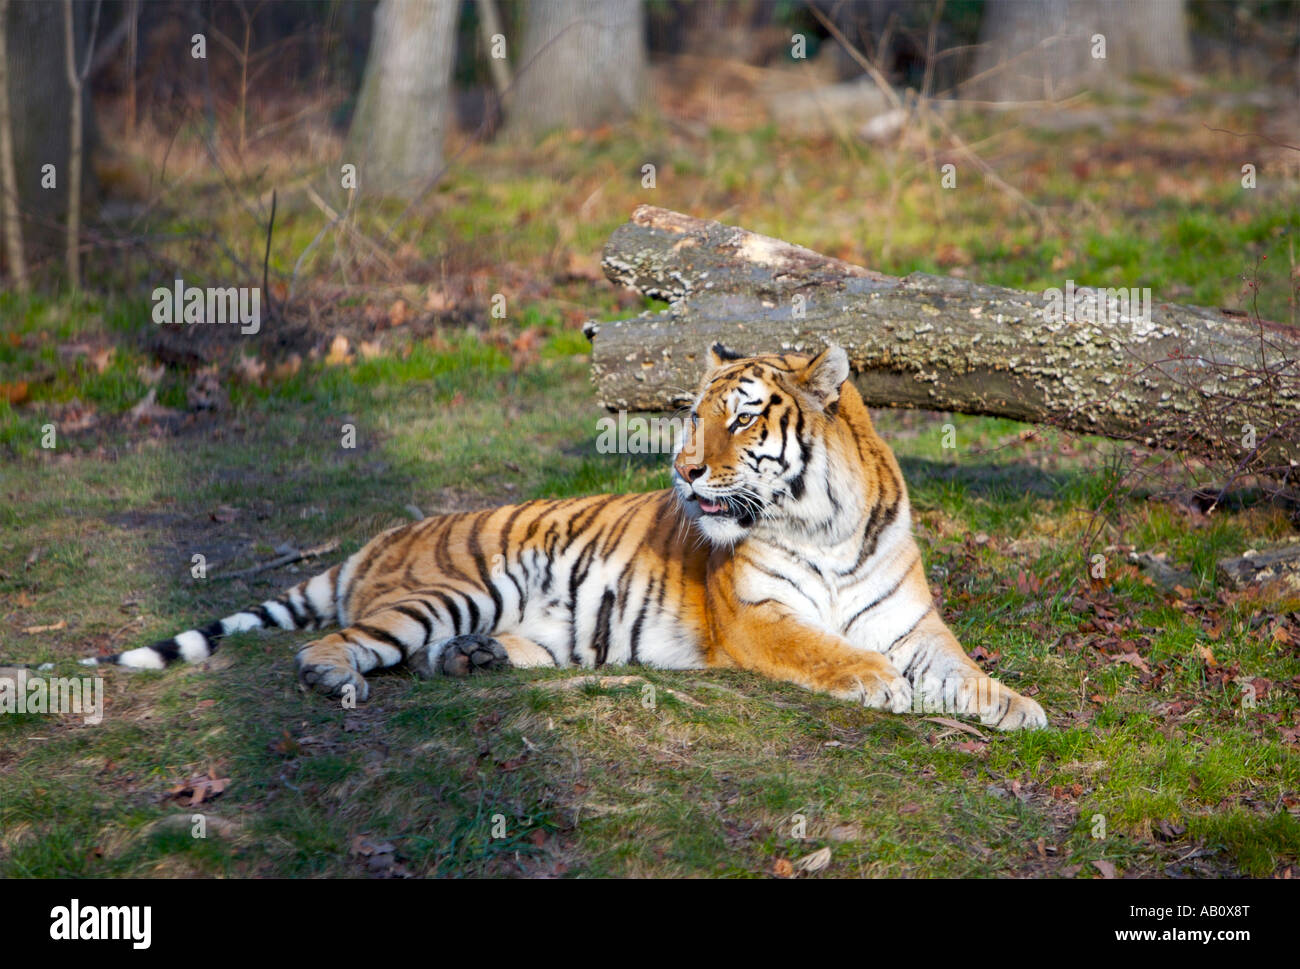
87;344;1048;730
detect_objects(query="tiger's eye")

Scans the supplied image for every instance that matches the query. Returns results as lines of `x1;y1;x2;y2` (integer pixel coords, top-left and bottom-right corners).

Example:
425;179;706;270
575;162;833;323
736;413;754;427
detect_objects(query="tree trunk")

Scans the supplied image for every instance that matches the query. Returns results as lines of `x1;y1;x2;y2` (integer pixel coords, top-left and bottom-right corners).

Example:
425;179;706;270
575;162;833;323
969;0;1191;101
0;0;28;292
3;0;90;260
63;0;100;289
588;206;1299;479
477;0;512;106
347;0;459;199
507;0;646;137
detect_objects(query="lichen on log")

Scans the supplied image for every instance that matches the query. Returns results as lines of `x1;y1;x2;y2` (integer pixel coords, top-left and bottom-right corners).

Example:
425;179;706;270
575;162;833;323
588;206;1299;476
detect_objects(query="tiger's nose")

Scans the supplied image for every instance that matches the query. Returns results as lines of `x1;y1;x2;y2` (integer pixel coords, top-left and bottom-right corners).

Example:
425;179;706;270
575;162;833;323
676;462;706;482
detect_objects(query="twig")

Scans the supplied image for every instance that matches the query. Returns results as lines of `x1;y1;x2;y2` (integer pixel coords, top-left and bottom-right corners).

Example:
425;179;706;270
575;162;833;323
1202;123;1300;154
214;538;340;581
262;188;277;322
807;2;901;111
304;183;397;274
922;99;1049;227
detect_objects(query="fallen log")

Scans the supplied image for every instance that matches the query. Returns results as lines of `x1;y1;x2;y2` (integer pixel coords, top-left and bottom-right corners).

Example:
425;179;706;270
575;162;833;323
1216;541;1300;589
587;206;1299;477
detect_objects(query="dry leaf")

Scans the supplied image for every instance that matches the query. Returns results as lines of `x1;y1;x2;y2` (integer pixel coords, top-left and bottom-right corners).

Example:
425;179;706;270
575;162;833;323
129;388;181;424
772;858;794;878
358;340;383;360
510;328;543;373
234;354;266;384
326;335;352;366
185;371;227;412
387;300;408;327
22;619;67;633
58;402;98;432
1093;859;1118;879
0;381;29;405
169;769;230;807
271;353;302;380
425;287;456;312
793;846;832;874
1110;651;1151;674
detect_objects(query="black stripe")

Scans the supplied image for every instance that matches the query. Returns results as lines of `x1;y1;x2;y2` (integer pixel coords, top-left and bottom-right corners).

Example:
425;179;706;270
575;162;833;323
628;576;653;665
844;555;921;633
467;510;504;629
593;589;616;666
738;556;821;612
281;595;308;627
846;475;903;575
887;604;934;654
297;586;322;628
567;537;602;664
341;631;382;667
461;592;481;635
791;407;810;499
354;524;418;590
497;502;534;608
151;639;181;663
559;501;605;556
540;522;560;593
393;604;434;647
431;517;474;584
354;623;407;654
428;590;464;635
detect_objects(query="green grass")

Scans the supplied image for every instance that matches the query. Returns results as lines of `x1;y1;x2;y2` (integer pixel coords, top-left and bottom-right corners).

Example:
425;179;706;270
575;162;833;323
2;328;1296;877
2;86;1298;877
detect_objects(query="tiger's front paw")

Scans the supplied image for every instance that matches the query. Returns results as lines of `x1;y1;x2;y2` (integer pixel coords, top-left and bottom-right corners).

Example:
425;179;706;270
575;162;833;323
833;665;913;714
985;691;1048;731
296;642;370;702
412;634;512;679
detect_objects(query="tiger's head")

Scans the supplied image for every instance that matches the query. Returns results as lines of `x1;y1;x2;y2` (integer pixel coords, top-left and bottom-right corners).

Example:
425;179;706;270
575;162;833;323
673;343;870;547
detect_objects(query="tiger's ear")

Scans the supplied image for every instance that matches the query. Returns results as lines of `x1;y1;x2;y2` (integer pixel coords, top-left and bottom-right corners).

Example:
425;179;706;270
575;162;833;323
799;345;850;412
706;342;743;369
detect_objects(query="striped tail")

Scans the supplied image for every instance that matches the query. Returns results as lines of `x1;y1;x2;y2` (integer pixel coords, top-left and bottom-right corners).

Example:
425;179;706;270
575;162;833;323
84;565;343;670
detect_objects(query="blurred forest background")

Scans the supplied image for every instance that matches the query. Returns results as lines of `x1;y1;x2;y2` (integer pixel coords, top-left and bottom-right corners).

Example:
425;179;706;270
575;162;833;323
2;1;1298;321
2;2;1300;880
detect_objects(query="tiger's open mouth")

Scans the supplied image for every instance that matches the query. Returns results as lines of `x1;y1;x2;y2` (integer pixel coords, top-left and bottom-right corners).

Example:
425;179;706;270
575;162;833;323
697;497;730;516
691;494;760;527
